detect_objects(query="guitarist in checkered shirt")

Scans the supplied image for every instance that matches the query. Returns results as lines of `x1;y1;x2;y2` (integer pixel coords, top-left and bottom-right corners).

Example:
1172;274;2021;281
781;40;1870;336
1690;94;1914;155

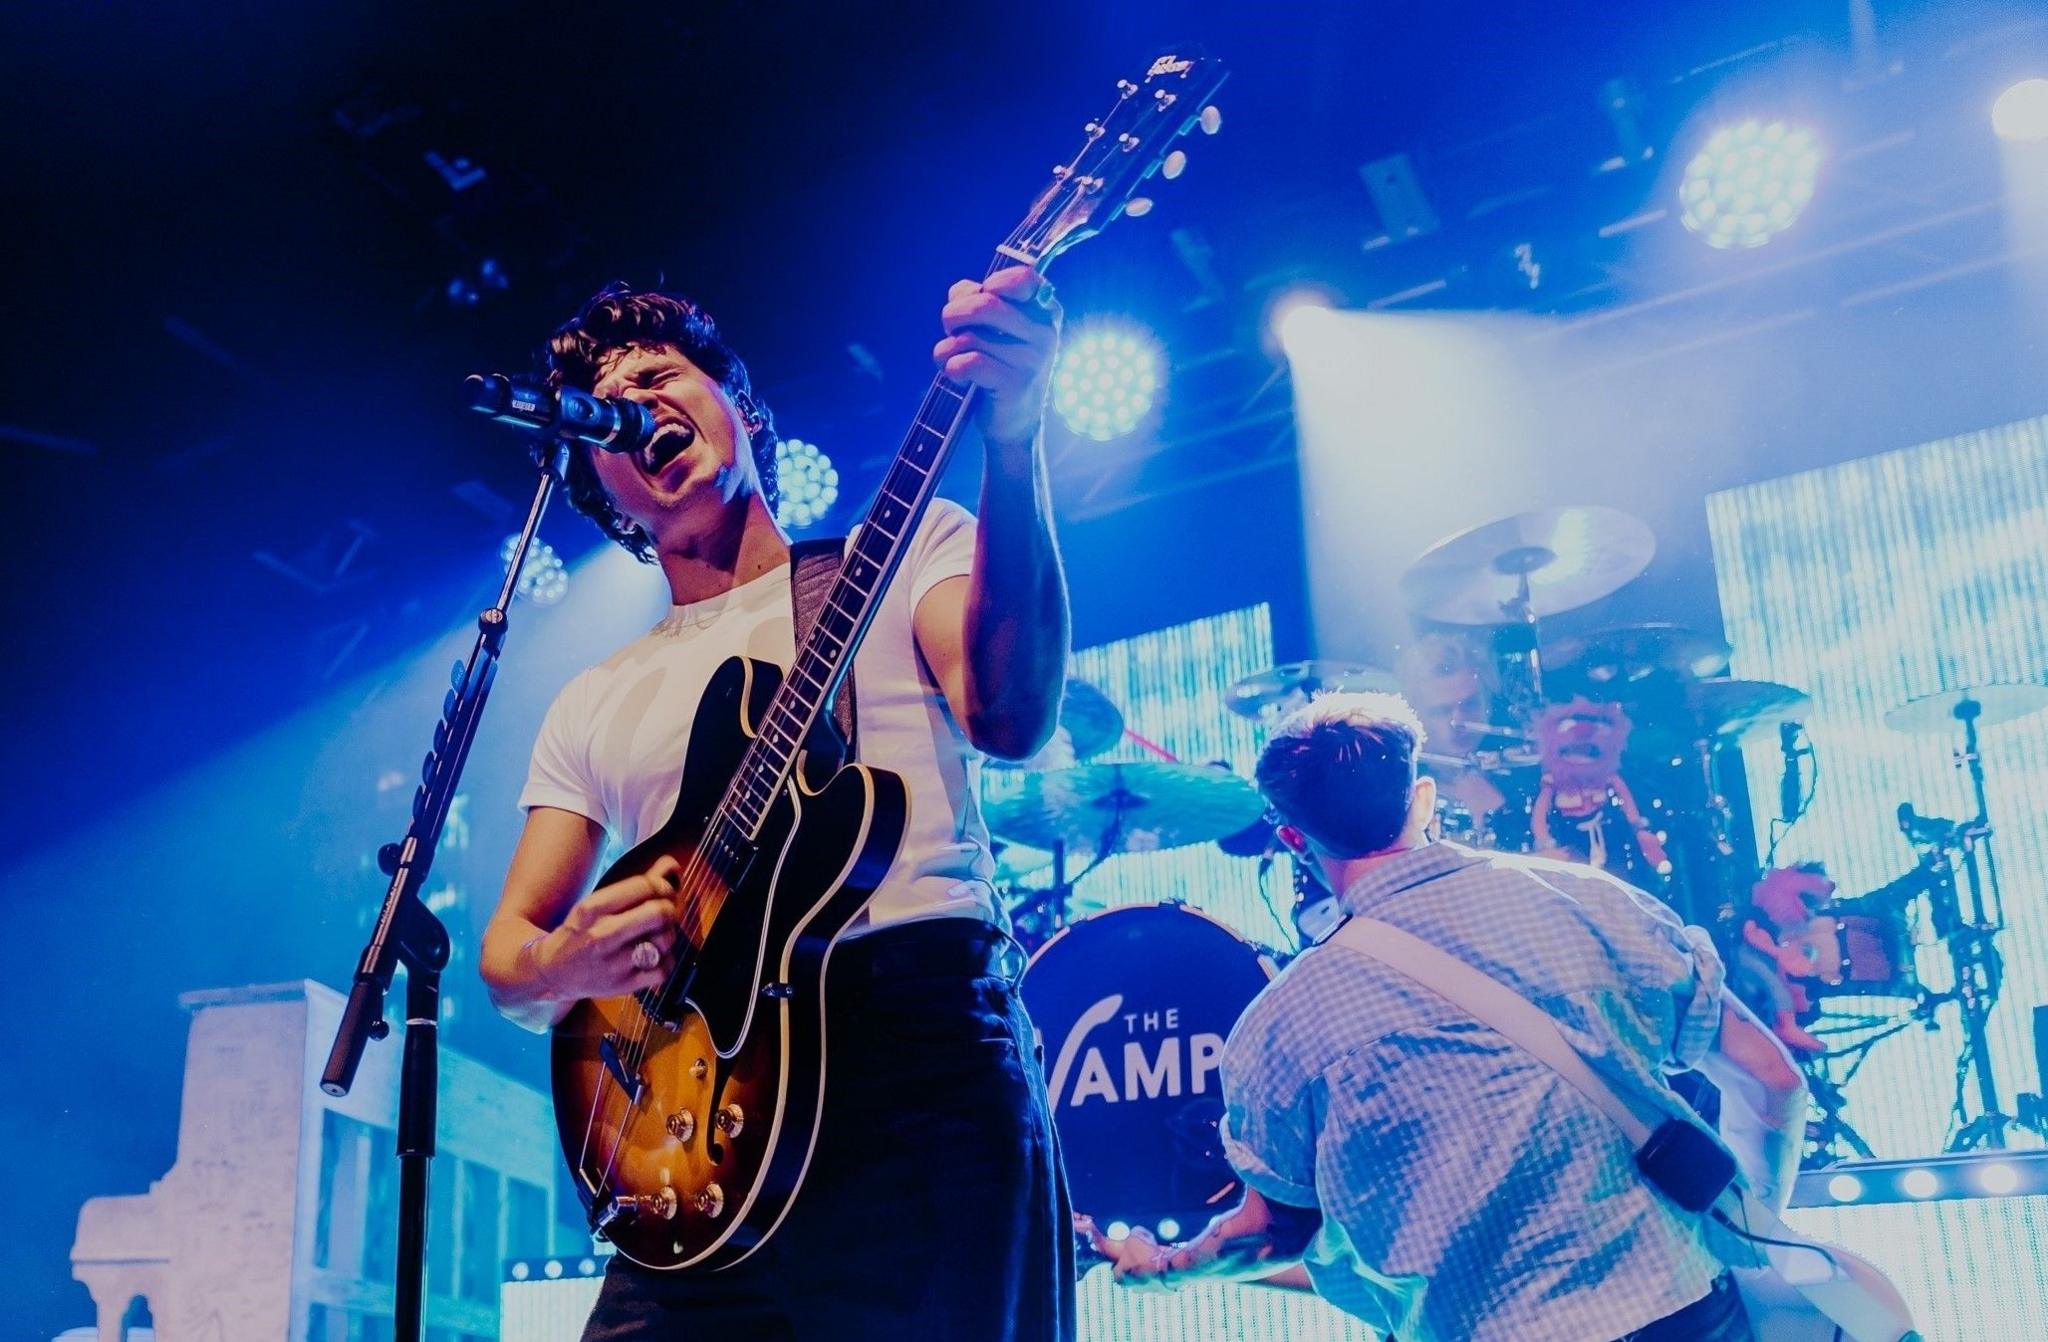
1090;691;1808;1342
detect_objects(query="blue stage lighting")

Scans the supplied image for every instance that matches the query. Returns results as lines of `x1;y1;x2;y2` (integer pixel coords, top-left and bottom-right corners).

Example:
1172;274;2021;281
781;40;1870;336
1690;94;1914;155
1826;1173;1864;1203
1272;293;1336;358
1993;78;2048;143
1678;120;1821;249
1052;322;1162;441
774;437;840;530
1900;1167;1940;1199
501;535;569;606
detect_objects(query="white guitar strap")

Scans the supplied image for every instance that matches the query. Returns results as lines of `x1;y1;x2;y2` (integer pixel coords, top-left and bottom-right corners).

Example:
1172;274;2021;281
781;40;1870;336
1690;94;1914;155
1325;917;1917;1342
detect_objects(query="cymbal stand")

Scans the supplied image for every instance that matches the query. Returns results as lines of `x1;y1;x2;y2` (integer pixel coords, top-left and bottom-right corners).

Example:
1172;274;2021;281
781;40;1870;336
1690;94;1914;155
1490;561;1547;730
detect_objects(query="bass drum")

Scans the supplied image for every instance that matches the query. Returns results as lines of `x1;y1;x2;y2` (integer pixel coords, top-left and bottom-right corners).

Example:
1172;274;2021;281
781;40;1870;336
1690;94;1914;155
1021;903;1276;1239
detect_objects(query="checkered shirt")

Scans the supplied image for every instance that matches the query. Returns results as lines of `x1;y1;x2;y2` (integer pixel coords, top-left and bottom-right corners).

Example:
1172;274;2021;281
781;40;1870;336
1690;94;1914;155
1220;842;1728;1342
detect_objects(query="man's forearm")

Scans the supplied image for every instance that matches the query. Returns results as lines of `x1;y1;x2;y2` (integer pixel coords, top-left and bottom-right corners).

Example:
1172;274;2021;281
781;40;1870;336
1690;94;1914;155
1157;1194;1314;1283
966;432;1069;759
479;917;573;1033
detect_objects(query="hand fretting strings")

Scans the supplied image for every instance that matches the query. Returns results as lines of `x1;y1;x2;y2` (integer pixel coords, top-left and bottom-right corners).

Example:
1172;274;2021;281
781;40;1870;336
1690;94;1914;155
572;63;1198;1188
583;374;980;1177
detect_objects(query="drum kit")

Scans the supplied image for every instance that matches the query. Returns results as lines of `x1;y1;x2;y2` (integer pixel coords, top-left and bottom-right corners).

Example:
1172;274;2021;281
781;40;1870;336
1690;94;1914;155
988;504;2048;1234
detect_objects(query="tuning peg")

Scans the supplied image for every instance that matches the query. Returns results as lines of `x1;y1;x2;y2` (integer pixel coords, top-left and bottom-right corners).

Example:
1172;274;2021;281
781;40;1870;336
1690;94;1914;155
1124;198;1154;217
1199;105;1223;135
1162;150;1188;180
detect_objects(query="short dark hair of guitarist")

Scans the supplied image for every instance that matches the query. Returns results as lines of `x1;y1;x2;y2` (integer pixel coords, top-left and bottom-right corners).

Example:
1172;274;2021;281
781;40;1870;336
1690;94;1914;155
481;268;1076;1338
1088;691;1810;1342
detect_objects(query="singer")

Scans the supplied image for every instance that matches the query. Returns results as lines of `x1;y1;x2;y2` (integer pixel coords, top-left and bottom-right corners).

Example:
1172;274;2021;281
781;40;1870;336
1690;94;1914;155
477;275;1076;1340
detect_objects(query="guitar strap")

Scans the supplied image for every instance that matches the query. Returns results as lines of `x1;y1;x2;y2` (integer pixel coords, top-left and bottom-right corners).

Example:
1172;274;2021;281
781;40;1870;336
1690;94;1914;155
790;536;859;766
1323;917;1918;1342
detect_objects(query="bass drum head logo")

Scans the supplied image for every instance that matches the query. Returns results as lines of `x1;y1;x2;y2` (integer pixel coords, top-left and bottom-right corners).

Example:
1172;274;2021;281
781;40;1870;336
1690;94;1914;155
1021;903;1273;1236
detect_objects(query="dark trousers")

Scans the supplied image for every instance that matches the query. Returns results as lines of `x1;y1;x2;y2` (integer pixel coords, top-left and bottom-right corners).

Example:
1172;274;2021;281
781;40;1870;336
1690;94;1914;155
581;918;1077;1342
1613;1274;1756;1342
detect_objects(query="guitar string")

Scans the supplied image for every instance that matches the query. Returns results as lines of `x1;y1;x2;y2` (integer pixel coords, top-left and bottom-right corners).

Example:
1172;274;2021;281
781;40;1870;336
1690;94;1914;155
573;89;1194;1216
577;203;1115;1198
607;376;971;1077
583;369;996;1216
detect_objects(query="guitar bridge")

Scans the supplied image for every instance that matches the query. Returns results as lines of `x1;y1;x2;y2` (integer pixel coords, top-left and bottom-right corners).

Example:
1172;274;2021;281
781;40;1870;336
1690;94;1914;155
598;1032;643;1102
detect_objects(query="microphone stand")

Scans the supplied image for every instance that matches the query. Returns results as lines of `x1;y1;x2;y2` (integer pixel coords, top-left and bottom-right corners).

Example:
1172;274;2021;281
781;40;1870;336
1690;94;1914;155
320;441;569;1342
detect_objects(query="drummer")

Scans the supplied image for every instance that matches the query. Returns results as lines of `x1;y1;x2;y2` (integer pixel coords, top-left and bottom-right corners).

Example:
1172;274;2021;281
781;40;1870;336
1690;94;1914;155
1088;690;1806;1342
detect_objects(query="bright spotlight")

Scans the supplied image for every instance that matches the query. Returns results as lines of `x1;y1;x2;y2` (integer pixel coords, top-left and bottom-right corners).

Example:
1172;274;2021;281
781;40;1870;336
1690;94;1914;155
1993;79;2048;143
775;437;840;530
501;535;569;606
1273;295;1337;357
1104;1220;1132;1243
1052;322;1163;441
1977;1162;2021;1196
1825;1173;1864;1203
1156;1218;1182;1240
1678;119;1821;249
1899;1167;1940;1200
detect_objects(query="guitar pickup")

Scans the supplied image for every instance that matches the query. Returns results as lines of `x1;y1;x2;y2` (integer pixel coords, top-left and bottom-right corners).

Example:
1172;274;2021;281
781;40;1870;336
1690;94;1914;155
599;1032;644;1103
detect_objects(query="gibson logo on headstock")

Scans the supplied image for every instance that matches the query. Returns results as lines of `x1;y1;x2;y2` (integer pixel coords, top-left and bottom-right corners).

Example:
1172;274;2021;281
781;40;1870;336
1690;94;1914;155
1147;55;1194;77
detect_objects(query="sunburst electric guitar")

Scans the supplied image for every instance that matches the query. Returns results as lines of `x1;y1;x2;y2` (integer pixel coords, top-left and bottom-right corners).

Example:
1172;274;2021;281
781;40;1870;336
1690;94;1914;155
550;51;1230;1271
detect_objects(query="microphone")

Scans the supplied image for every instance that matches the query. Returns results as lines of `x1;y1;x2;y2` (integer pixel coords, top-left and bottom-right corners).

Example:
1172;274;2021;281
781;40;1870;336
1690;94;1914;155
1778;722;1803;823
463;373;658;454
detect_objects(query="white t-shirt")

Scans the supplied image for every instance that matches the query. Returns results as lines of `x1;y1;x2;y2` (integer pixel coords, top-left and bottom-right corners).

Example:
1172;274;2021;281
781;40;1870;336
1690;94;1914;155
517;499;1001;934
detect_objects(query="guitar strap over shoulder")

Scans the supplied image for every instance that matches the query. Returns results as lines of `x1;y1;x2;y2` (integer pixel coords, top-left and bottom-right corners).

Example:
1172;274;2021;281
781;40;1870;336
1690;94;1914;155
790;536;859;764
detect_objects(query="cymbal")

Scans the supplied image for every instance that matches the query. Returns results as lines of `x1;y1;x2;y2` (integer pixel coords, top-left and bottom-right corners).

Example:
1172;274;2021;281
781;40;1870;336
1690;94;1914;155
989;840;1055;883
1686;679;1811;740
1226;660;1400;719
1545;623;1731;686
1399;506;1656;625
1884;684;2048;735
983;762;1266;855
985;678;1125;770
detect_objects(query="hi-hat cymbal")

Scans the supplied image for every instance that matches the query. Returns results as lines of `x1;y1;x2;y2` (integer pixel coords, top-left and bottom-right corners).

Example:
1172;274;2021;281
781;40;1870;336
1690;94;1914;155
985;678;1126;770
1545;623;1732;687
1686;679;1811;740
1226;660;1400;719
989;840;1055;883
1399;506;1656;625
1884;684;2048;735
983;762;1266;855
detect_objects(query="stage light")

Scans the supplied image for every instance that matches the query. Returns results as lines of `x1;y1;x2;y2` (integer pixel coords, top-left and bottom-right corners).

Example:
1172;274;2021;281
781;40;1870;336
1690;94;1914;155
1993;79;2048;143
577;1256;600;1275
1900;1168;1940;1199
510;1261;531;1281
1156;1218;1182;1240
1273;296;1338;358
1826;1173;1864;1203
1678;120;1821;249
1051;322;1162;441
542;1258;564;1279
1977;1162;2021;1196
774;437;840;530
501;535;569;606
1104;1220;1132;1242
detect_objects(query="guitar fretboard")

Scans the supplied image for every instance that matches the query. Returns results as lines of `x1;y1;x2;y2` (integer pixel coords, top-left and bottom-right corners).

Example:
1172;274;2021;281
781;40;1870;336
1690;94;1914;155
712;373;976;855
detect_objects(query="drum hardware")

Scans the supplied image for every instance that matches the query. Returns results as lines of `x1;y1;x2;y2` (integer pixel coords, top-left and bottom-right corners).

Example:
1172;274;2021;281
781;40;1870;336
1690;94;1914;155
1224;660;1400;721
1883;684;2048;1151
1396;505;1657;627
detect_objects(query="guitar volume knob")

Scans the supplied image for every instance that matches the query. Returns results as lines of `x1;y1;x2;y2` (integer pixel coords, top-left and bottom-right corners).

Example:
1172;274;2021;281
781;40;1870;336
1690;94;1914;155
666;1110;696;1143
714;1103;745;1138
695;1183;726;1218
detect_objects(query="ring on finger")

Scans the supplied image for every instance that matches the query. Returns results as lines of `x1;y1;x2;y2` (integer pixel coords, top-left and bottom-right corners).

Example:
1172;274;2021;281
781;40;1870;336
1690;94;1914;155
630;939;661;972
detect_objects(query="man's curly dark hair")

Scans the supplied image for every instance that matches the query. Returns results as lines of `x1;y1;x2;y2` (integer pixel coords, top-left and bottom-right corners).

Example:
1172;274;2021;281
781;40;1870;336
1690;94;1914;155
544;283;780;561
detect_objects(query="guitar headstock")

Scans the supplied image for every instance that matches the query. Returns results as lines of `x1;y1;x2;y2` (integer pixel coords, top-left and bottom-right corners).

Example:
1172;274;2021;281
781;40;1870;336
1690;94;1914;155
1001;51;1229;271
